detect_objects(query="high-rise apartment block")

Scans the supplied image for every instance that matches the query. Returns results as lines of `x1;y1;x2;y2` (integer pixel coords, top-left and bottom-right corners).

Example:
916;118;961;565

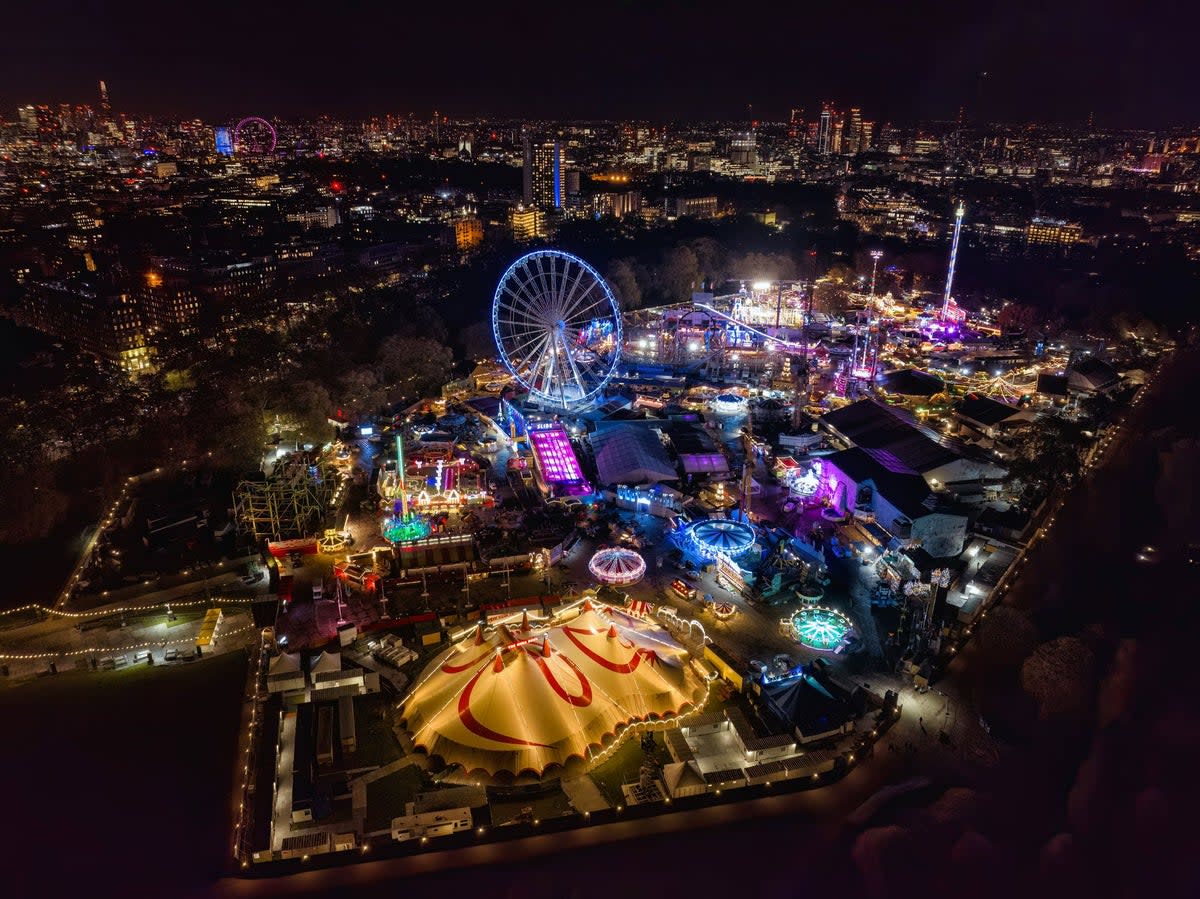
523;136;563;208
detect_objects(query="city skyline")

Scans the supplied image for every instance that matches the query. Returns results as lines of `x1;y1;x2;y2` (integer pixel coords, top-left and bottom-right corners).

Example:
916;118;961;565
2;4;1199;895
2;0;1197;127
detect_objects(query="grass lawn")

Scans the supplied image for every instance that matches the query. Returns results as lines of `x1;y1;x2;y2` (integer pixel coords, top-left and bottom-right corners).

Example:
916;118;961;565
162;608;206;628
0;650;248;895
363;765;427;833
587;737;652;804
587;689;728;804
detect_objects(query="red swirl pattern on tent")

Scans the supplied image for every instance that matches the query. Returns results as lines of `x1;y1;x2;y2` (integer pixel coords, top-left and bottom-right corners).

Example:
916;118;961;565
400;602;705;778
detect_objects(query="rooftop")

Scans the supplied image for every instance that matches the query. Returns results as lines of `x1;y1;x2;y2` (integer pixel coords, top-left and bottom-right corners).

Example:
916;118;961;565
822;399;964;474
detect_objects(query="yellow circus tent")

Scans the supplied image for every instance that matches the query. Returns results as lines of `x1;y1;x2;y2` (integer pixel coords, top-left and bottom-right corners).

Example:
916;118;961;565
400;603;705;779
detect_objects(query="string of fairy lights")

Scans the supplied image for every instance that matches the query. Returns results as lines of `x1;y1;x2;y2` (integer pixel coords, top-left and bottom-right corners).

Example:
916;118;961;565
0;594;249;621
50;446;347;612
0;621;254;661
234;628;271;865
967;366;1158;646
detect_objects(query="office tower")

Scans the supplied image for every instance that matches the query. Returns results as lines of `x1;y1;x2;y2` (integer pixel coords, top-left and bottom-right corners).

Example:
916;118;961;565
526;139;563;209
730;131;757;166
817;104;833;156
214;127;233;156
99;80;111;121
33;105;57;142
18;105;38;134
860;121;874;151
789;108;805;141
522;133;534;204
832;118;844;154
564;170;581;207
845;108;863;154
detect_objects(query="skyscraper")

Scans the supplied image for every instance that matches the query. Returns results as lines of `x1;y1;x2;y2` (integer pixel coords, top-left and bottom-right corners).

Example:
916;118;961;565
817;104;833;156
845;108;863;155
99;80;111;121
525;138;563;209
730;131;757;166
789;108;804;139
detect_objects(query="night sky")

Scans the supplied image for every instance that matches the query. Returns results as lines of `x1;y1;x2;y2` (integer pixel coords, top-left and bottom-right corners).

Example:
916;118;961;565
3;0;1195;126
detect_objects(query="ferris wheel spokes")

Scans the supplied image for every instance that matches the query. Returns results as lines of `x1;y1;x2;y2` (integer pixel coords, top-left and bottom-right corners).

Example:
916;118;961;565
491;249;622;409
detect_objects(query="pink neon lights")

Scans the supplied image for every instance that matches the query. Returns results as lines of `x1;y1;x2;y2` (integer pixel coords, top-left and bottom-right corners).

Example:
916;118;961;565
529;425;586;486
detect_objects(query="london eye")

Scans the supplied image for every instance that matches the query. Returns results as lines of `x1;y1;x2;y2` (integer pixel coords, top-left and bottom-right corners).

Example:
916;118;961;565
233;116;277;155
491;250;622;409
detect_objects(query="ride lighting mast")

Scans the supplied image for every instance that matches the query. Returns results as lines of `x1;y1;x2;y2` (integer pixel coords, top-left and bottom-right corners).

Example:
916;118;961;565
941;203;965;320
869;249;883;297
395;434;409;520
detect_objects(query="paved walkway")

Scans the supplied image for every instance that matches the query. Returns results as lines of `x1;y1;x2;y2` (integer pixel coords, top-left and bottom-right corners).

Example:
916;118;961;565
352;757;424;787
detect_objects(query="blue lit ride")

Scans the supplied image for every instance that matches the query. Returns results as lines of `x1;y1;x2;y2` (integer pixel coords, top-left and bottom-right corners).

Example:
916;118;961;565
492;250;622;410
686;518;757;561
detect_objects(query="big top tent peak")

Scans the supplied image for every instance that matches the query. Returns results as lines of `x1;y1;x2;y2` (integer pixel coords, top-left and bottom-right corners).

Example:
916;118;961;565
400;602;706;781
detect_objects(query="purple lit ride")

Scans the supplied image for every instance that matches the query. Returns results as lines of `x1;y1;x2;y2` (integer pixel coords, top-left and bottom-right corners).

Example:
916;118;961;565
233;116;277;155
527;423;590;496
491;250;622;410
588;547;647;586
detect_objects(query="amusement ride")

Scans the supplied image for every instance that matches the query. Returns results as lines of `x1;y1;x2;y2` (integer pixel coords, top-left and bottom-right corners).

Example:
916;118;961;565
491;249;623;410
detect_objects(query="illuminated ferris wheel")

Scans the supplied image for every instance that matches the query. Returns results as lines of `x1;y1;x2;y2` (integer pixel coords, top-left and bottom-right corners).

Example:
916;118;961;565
491;250;622;409
233;116;277;155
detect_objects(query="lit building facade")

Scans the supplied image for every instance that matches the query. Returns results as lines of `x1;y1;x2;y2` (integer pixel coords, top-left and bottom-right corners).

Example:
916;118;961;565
19;277;155;374
845;108;863;155
817;104;834;156
524;137;563;209
455;217;484;250
138;265;201;340
1025;217;1083;248
509;205;542;240
664;195;718;219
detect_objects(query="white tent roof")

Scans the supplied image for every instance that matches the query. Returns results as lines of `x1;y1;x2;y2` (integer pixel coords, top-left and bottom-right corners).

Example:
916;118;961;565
590;425;677;485
268;652;302;676
402;604;704;778
310;650;342;675
662;760;706;796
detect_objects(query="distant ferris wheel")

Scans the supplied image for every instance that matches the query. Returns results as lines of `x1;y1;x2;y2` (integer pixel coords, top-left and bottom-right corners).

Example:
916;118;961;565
233;116;277;155
491;250;622;409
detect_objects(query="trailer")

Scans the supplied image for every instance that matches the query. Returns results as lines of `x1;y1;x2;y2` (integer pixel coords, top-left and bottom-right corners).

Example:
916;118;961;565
391;808;473;843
